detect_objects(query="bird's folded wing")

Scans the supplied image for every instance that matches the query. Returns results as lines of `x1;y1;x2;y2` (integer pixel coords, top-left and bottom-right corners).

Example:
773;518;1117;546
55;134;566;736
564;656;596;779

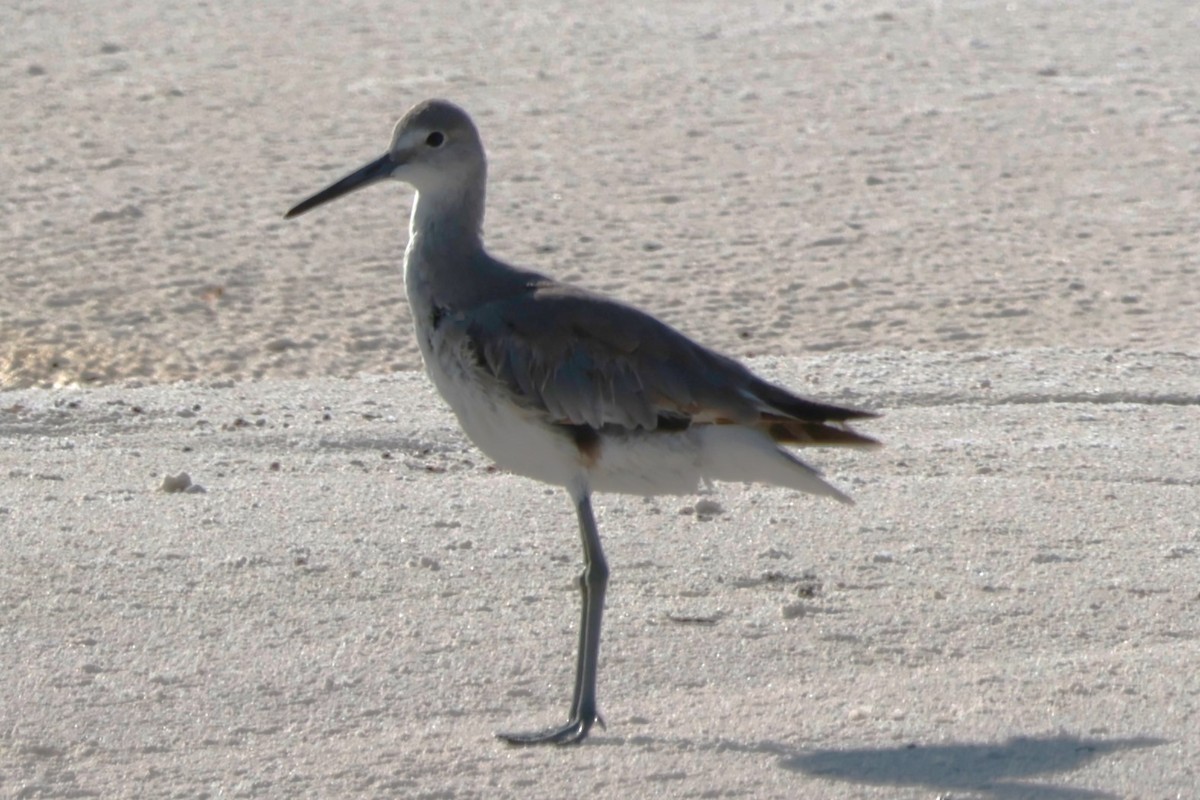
458;283;876;445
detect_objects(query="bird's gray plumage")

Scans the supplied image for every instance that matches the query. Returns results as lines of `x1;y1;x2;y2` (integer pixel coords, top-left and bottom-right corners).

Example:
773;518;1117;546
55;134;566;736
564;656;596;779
285;98;878;746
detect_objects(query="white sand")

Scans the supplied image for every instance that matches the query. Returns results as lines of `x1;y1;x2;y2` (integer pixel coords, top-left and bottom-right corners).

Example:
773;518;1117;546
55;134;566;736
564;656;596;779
3;1;1198;796
3;1;1197;388
3;352;1197;797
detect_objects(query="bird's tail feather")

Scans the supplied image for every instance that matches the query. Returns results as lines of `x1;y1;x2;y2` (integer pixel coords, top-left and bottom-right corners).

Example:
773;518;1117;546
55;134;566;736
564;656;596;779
699;426;853;504
763;417;881;448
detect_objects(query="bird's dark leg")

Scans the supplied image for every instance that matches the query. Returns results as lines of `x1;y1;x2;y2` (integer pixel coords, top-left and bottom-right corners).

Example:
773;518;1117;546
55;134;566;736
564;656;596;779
498;484;609;745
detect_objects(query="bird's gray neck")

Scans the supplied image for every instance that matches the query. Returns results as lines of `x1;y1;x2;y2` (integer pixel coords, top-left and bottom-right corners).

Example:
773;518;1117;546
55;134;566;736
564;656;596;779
405;177;529;312
407;177;486;263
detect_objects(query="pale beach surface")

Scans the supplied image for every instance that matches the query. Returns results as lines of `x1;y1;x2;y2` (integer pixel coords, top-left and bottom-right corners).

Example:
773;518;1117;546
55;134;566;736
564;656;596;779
2;2;1198;797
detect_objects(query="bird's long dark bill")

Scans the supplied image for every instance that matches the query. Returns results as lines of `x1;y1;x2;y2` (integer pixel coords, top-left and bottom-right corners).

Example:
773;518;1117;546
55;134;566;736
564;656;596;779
284;153;394;218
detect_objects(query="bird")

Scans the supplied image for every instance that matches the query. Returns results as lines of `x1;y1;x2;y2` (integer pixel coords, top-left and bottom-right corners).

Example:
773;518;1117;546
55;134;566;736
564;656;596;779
285;99;878;745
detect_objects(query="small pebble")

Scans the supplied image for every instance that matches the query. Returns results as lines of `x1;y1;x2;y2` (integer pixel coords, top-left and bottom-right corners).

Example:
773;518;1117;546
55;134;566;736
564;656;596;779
781;602;807;620
160;472;192;493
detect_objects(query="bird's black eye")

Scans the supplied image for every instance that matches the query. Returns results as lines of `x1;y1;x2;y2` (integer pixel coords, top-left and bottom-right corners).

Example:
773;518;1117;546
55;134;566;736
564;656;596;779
425;131;445;148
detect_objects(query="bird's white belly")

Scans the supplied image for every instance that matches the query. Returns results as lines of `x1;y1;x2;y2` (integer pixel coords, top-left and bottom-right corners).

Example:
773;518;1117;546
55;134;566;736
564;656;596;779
420;328;584;488
585;432;708;496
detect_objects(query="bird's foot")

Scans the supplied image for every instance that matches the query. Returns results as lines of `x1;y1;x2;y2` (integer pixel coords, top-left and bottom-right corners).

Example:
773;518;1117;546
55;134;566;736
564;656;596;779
497;711;605;746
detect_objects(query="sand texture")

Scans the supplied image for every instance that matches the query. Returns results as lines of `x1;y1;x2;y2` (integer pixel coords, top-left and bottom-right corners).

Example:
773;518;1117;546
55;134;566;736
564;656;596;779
3;1;1197;388
2;352;1198;797
2;1;1199;797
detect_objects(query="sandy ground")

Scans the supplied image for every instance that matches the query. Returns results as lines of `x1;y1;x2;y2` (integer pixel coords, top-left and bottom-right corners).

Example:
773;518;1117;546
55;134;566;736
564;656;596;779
2;352;1197;798
3;1;1198;387
2;0;1199;797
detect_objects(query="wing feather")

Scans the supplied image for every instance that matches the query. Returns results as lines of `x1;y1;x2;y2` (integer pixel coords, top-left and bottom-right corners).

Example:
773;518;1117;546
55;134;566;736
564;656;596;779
459;281;875;442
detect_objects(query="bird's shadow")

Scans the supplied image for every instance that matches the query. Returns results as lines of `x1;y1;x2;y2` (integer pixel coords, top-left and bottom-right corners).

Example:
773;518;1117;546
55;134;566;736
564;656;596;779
779;733;1164;799
609;732;1165;799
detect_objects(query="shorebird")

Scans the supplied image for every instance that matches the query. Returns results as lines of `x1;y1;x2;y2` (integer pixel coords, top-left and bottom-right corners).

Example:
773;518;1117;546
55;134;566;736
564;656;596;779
285;99;878;745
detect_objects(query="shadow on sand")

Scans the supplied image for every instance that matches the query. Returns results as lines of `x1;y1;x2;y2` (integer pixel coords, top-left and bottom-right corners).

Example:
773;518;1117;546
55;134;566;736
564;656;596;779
777;733;1166;799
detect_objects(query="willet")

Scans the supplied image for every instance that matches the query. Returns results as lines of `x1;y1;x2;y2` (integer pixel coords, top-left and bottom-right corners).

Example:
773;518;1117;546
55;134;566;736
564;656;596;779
286;99;878;745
